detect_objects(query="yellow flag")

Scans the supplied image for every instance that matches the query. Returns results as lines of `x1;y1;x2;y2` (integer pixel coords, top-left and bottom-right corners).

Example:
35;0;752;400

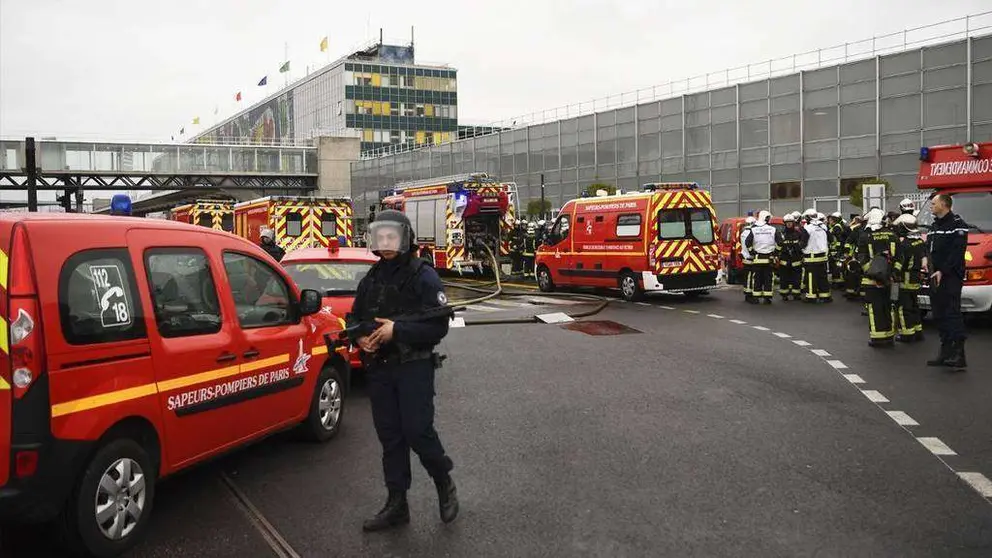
193;117;200;125
320;36;328;52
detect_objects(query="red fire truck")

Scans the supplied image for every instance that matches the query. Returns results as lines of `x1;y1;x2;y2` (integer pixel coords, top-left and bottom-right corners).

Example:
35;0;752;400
379;173;518;273
916;141;992;314
169;200;234;232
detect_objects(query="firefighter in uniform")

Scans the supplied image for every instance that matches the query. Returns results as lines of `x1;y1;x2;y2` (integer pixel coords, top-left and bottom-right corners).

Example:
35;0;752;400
739;216;756;302
346;210;459;531
745;210;781;304
778;212;803;301
857;208;898;347
892;213;926;343
510;221;525;275
258;226;285;262
843;216;864;300
800;209;831;303
926;193;968;370
522;221;537;278
828;212;848;290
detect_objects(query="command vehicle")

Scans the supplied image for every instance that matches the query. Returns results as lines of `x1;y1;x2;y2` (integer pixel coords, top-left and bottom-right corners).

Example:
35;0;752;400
718;215;786;285
535;183;721;301
0;213;351;557
169;200;235;232
379;172;517;274
916;141;992;314
281;239;378;372
234;196;354;254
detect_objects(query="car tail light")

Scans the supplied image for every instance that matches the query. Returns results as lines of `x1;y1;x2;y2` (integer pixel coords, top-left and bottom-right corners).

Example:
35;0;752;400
965;267;991;283
15;450;38;478
8;226;42;400
649;251;656;268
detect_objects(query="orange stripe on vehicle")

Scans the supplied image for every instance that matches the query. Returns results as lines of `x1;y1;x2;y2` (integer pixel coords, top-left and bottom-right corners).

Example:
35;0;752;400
51;383;159;418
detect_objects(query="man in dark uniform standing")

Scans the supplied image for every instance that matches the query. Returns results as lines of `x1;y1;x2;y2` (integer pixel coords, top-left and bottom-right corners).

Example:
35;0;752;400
346;210;459;531
926;194;969;370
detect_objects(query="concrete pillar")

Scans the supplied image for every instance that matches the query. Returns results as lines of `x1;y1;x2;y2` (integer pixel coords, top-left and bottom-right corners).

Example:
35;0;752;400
316;136;361;198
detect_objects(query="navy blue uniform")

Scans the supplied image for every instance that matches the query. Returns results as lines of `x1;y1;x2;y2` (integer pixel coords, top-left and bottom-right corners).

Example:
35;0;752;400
927;211;969;343
346;254;454;492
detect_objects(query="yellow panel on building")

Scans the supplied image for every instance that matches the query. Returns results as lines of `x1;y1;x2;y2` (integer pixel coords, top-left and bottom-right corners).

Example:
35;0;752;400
382;102;391;115
425;104;435;117
415;131;426;145
371;73;381;86
363;129;374;142
372;102;382;115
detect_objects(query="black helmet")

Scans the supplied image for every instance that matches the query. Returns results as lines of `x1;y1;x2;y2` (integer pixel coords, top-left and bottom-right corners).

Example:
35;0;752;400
369;209;415;254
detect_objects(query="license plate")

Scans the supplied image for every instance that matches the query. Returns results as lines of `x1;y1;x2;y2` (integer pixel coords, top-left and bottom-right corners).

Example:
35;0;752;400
661;260;682;268
918;295;931;308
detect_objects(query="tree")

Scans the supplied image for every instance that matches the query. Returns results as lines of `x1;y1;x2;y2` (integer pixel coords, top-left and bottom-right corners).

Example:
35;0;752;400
527;199;551;217
585;183;617;197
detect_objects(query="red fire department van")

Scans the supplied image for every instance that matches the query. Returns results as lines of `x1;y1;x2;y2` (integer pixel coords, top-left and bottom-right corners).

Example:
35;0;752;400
234;196;354;254
535;183;721;301
169;200;234;232
916;141;992;314
281;239;378;372
0;213;351;557
718;215;785;285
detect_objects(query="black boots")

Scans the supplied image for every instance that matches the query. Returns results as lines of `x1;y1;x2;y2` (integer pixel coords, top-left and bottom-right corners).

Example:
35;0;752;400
944;340;967;370
435;474;459;524
926;341;950;366
362;490;410;532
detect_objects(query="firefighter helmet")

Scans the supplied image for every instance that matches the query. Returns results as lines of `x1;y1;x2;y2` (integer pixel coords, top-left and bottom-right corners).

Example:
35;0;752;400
899;198;915;213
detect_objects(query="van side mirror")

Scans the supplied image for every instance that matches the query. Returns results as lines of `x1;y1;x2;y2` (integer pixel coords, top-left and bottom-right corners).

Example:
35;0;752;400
299;289;322;316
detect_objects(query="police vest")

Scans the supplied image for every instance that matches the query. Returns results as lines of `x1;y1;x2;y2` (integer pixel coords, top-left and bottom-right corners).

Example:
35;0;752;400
359;257;437;364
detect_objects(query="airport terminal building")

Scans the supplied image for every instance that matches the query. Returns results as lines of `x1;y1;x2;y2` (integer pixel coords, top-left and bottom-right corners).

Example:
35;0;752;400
350;31;992;220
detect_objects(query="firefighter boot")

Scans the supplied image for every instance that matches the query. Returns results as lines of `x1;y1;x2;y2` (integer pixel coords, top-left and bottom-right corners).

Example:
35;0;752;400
362;490;410;532
943;340;967;371
926;341;951;367
435;474;459;524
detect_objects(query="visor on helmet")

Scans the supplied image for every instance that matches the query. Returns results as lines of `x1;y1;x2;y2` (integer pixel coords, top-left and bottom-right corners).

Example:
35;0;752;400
368;220;411;254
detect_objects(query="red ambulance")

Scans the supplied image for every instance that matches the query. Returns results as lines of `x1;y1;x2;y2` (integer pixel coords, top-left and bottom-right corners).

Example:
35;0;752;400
0;213;351;557
535;183;721;301
916;141;992;314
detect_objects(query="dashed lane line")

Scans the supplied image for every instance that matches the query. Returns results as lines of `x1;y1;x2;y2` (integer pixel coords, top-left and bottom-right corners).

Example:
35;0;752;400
958;473;992;499
773;332;792;338
707;314;725;319
684;310;700;314
887;411;920;426
811;349;832;357
792;340;812;347
917;437;957;456
843;374;866;384
659;305;675;310
729;319;747;324
752;326;770;331
826;360;848;370
862;390;890;403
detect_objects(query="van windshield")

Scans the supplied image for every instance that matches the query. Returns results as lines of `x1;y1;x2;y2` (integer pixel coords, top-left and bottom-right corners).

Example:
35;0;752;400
918;192;991;233
658;208;715;244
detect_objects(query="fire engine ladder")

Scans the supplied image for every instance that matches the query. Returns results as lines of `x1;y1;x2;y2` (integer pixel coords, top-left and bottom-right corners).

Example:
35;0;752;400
392;172;494;193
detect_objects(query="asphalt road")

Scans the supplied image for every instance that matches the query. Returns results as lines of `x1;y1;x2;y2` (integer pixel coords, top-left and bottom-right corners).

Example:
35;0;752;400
4;285;991;557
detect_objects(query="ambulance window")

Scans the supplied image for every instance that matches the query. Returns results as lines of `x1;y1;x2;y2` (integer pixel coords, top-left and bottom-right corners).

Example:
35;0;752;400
657;209;688;240
616;214;642;237
285;213;303;237
222;252;294;328
221;214;234;232
689;208;715;244
59;249;147;345
145;249;222;338
576;216;584;223
197;214;213;228
551;214;571;240
321;213;337;237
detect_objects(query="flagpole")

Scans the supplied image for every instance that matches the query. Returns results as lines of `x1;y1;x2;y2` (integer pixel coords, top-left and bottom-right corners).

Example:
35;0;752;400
284;42;289;87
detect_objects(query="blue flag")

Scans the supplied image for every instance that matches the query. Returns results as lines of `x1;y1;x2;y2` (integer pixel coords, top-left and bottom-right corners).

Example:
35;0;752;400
258;76;268;86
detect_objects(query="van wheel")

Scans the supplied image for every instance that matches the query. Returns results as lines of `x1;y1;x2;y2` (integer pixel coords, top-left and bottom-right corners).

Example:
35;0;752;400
619;272;644;302
61;438;156;558
536;265;555;292
302;366;346;442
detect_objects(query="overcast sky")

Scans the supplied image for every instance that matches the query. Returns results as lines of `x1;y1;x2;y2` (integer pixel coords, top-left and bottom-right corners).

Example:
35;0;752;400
1;0;990;144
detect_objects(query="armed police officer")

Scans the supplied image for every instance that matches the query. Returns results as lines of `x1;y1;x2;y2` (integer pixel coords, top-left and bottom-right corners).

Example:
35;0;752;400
926;193;968;370
346;210;459;532
258;227;285;262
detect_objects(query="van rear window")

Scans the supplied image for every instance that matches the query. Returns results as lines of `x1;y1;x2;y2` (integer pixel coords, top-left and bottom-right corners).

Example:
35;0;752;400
59;249;146;345
285;213;303;237
657;208;715;244
197;214;213;228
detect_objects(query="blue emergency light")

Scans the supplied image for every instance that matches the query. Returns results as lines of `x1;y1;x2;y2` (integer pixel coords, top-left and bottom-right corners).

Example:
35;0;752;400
110;194;132;216
919;147;930;162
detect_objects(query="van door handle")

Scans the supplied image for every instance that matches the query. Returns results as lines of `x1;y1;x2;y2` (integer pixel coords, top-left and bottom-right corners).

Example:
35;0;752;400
216;352;237;363
243;349;260;359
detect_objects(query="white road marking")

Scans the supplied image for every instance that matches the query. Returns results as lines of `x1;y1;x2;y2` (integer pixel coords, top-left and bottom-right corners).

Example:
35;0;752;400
958;472;992;498
707;314;724;319
886;411;919;426
536;312;574;324
861;390;889;403
811;349;831;357
684;310;700;314
467;304;502;312
729;319;747;324
659;305;675;310
637;302;651;306
773;332;791;338
752;326;770;331
826;360;848;370
917;437;957;456
843;374;865;384
792;340;811;347
449;317;466;328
